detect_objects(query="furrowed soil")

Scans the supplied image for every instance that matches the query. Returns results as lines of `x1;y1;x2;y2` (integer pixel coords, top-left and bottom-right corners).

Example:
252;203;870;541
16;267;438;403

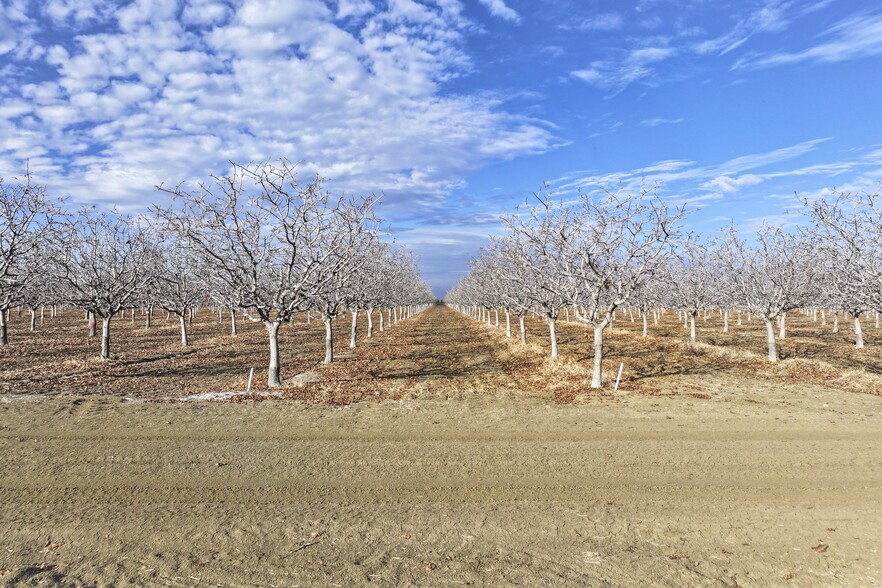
2;305;881;587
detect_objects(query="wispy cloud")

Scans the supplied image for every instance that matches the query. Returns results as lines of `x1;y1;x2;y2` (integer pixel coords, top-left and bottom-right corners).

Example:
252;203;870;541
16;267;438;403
639;117;685;127
694;0;793;56
550;138;845;207
477;0;520;23
560;12;623;32
733;13;882;70
571;46;676;94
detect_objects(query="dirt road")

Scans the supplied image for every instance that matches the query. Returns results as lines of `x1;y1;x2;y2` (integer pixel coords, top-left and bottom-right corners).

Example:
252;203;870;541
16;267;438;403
2;306;881;586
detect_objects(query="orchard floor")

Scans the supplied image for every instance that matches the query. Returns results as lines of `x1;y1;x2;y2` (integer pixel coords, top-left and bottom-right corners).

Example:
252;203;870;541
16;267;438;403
2;305;882;587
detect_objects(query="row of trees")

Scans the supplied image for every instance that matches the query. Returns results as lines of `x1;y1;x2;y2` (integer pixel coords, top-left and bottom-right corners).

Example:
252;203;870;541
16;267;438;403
0;162;434;387
444;183;882;387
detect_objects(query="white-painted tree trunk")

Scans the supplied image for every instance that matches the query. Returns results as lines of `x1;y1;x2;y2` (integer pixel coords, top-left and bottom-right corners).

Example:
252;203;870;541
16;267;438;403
323;317;334;364
350;310;358;348
591;323;605;389
764;318;777;363
266;320;281;387
367;308;374;337
722;309;729;333
778;311;786;339
230;309;237;336
642;311;648;337
88;311;97;337
545;316;558;359
519;315;526;345
689;312;697;343
179;313;189;347
505;310;511;337
853;314;864;349
101;316;112;360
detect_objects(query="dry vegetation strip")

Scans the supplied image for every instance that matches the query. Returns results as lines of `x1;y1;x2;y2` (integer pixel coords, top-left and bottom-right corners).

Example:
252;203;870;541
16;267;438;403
3;304;880;403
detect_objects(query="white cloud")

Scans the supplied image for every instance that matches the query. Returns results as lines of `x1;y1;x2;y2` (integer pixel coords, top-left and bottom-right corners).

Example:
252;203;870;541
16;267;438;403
477;0;520;23
571;46;675;93
733;13;882;70
694;0;793;56
639;117;684;127
0;0;554;211
561;12;622;32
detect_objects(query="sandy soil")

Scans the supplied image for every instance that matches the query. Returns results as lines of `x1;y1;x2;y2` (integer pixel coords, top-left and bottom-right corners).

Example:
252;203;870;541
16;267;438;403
2;306;881;587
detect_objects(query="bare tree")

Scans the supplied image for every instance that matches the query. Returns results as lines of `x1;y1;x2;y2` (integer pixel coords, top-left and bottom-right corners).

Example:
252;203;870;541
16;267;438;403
0;172;58;344
661;240;720;344
510;185;685;387
804;185;882;348
156;161;379;384
500;198;570;359
50;208;154;359
150;233;207;347
717;224;818;362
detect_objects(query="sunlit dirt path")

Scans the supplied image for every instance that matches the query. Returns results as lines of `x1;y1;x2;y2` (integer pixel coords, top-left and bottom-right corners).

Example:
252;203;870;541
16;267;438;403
1;305;882;587
311;304;539;403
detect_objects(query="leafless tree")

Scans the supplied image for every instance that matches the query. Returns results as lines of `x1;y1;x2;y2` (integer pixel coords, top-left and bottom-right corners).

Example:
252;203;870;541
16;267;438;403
0;171;58;344
717;224;818;362
804;185;882;348
661;240;721;344
50;208;155;359
150;233;208;347
155;161;379;384
513;185;685;387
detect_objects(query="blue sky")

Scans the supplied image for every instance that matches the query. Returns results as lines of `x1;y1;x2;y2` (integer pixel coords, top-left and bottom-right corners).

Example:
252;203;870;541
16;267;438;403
1;0;881;296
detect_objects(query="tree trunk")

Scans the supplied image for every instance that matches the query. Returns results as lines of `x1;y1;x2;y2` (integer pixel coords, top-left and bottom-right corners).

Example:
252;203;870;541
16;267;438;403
350;310;358;348
642;310;648;337
853;314;864;349
494;308;499;328
591;322;605;389
545;316;558;359
832;313;839;333
0;309;8;345
367;308;374;337
323;317;334;364
505;310;511;337
379;309;384;332
722;309;729;333
820;309;826;326
40;305;45;326
179;313;189;347
689;312;697;344
29;308;36;331
266;320;281;387
145;306;152;328
231;309;238;336
764;318;777;363
778;311;786;339
88;311;97;337
519;315;526;345
101;315;112;360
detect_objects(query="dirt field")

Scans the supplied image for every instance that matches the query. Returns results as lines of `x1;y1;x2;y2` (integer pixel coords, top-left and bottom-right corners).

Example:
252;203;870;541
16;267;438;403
2;305;881;586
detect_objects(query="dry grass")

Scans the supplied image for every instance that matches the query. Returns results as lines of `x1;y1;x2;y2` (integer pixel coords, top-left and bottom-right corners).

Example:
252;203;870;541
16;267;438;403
1;305;880;403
